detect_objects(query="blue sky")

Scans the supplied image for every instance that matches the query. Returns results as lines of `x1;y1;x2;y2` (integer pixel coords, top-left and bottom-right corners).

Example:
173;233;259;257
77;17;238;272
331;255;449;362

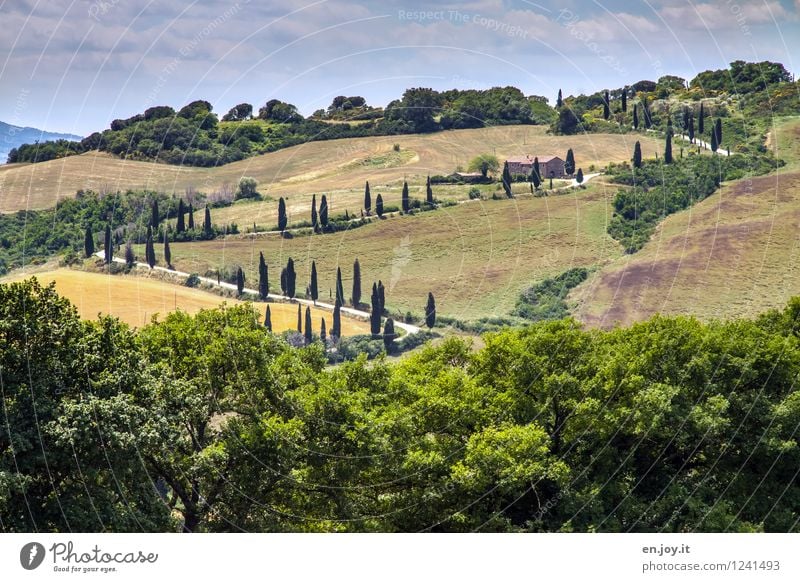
1;0;798;135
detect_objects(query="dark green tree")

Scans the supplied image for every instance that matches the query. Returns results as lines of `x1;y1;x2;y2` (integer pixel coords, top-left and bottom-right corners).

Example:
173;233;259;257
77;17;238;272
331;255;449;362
125;241;135;267
377;280;386;314
304;306;313;344
104;224;113;264
370;283;381;336
621;87;627;112
565;148;576;175
320;195;329;227
278;197;288;232
177;199;186;233
280;268;287;295
259;252;269;300
285;258;297;298
603;91;610;120
531;157;541;190
335;266;344;306
84;226;95;258
642;100;652;129
164;230;172;268
376;194;384;217
296;304;302;332
402;181;410;212
320;317;327;343
203;205;212;236
688;116;695;143
502;161;513;198
310;261;319;304
351;258;361;306
311;194;318;229
556;88;562;108
364;181;371;214
633;141;642;168
236;266;245;295
145;226;156;268
711;129;718;153
383;318;396;352
332;299;342;339
664;131;673;164
715;118;722;147
188;203;195;230
576;168;584;185
425;292;436;328
264;305;272;331
426;175;434;205
698;102;705;134
151;199;160;228
633;104;639;130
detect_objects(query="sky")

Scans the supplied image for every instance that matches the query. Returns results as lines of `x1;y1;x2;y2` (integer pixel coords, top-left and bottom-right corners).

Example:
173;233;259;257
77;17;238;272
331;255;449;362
1;0;798;136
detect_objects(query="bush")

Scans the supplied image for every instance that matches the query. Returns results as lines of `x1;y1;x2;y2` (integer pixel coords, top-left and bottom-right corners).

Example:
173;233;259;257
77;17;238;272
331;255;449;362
185;273;201;287
468;187;482;199
514;268;589;321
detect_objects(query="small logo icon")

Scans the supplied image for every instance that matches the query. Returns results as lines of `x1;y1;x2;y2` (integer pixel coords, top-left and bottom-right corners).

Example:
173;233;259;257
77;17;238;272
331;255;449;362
20;542;46;570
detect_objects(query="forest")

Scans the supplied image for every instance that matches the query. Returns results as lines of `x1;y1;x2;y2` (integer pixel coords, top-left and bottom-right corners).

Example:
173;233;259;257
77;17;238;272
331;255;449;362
2;278;799;533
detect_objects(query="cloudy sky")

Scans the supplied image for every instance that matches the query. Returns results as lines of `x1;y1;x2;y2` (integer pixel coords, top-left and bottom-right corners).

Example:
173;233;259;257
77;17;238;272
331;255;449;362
1;0;798;135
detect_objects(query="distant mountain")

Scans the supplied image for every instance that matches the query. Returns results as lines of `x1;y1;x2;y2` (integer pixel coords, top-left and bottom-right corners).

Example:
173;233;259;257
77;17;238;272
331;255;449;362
0;121;82;164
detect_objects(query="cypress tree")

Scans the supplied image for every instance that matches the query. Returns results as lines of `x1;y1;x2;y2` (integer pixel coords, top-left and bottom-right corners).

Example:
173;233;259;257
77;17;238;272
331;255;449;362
643;100;652;129
402;181;410;212
426;175;434;205
259;252;269;300
501;162;512;198
177;199;186;233
351;258;361;307
698;102;705;134
556;89;562;108
621;87;627;112
164;230;172;268
104;224;112;264
682;106;690;132
376;194;384;217
711;129;718;153
377;280;385;314
280;268;287;295
304;307;313;344
531;157;541;190
145;226;156;268
370;283;381;336
151;199;159;228
188;203;195;230
236;267;245;295
383;318;396;352
664;132;673;164
633;104;639;130
320;195;329;227
286;258;296;298
688;116;695;143
124;241;135;267
332;300;342;339
296;304;302;332
603;91;610;120
335;266;344;306
84;226;95;258
278;197;288;232
203;205;212;236
264;305;272;332
425;292;436;328
364;181;371;214
715;118;722;146
633;141;642;168
311;194;318;229
320;317;327;343
576;168;584;185
565;148;576;175
310;261;319;304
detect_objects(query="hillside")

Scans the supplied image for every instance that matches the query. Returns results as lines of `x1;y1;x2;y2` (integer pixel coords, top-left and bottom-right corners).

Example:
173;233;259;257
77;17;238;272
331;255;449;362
0;120;81;165
0;125;661;214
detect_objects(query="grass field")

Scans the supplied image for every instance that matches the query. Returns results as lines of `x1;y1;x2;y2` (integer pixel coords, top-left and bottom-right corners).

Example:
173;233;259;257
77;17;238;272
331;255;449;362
0;125;661;216
147;182;623;321
0;268;371;334
573;117;800;327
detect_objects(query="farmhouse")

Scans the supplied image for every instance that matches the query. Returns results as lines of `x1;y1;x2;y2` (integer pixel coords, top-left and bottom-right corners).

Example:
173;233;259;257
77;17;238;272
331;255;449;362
506;155;567;178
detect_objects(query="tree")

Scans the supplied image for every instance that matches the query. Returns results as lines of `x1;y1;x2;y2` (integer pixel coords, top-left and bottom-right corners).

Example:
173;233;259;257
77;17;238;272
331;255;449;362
188;203;195;230
335;266;344;306
332;299;342;339
642;100;652;129
426;175;434;205
621;87;627;112
164;230;172;268
664;132;673;164
383;318;396;352
104;224;112;264
125;241;135;267
320;317;327;343
402;181;410;212
222;102;253;121
556;89;563;108
531;157;541;190
151;199;160;228
145;226;156;268
468;153;500;178
352;259;362;306
280;268;287;295
310;261;319;304
259;252;269;300
177;199;186;233
715;118;723;147
711;129;718;153
311;194;318;229
364;181;371;214
603;91;610;120
378;280;386;315
236;267;245;295
304;307;313;344
688;116;695;143
564;148;576;176
633;104;639;130
370;283;381;336
296;304;302;332
285;258;297;298
502;161;513;198
236;177;258;200
84;226;95;258
633;141;643;168
278;197;288;232
203;205;212;236
698;102;705;134
320;195;329;227
425;292;436;329
576;168;584;185
376;194;384;217
264;305;272;331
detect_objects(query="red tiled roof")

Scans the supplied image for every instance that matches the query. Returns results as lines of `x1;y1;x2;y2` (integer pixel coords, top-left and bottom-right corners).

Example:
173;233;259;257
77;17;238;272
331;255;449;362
505;155;562;164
